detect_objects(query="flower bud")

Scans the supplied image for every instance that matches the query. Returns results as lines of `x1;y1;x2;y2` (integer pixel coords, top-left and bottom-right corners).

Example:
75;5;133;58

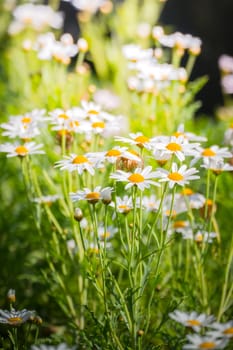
74;208;83;221
7;289;16;303
77;38;89;53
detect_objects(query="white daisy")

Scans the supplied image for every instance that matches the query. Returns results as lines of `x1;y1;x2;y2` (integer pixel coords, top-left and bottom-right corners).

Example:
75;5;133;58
173;124;207;142
143;194;159;212
208;320;233;339
169;310;215;332
158;163;199;188
55;153;96;175
0;142;44;157
32;195;60;205
109;195;134;214
0;309;35;326
70;186;113;204
151;136;200;162
183;334;228;349
115;132;152;149
31;343;76;350
110;166;160;191
87;146;141;166
179;188;206;209
224;124;233;147
191;146;232;166
201;158;233;175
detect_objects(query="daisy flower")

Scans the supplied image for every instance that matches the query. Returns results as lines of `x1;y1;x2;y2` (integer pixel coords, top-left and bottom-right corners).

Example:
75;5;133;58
96;225;118;241
31;344;76;350
110;166;160;191
172;124;207;142
109;195;134;214
0;309;35;326
181;230;217;243
8;3;63;35
191;145;232;166
169;310;215;332
143;194;159;212
201;158;233;175
180;188;206;209
0;142;44;157
208;320;233;339
70;186;113;204
224;124;233;147
55;153;97;175
32;195;60;205
87;146;141;166
151;136;200;162
183;334;228;349
115;132;152;149
159;163;199;188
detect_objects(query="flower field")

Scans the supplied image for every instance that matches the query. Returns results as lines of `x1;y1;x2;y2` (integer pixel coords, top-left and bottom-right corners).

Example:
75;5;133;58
0;1;232;349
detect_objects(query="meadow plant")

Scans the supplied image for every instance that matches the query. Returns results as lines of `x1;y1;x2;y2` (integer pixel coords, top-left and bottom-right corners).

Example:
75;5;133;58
0;1;233;349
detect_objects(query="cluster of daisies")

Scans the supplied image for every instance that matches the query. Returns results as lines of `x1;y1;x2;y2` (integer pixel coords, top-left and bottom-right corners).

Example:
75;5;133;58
218;54;233;95
1;101;233;253
8;3;64;36
122;29;201;94
0;100;124;158
169;310;233;349
22;32;89;65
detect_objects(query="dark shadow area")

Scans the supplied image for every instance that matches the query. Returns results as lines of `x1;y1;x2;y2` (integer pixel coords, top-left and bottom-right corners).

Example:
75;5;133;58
159;0;233;115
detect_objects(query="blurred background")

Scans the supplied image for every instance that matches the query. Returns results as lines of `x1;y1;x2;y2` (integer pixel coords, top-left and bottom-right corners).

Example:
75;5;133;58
58;0;233;115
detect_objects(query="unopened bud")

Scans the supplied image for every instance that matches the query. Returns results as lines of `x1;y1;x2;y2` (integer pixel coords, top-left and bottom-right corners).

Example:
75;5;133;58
7;289;16;303
74;208;83;221
137;329;144;336
77;38;89;53
101;187;113;205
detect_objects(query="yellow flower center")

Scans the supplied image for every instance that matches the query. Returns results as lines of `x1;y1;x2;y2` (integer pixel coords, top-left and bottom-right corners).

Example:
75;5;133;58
186;319;201;326
128;173;145;183
166;142;182;152
230;123;233;129
168;172;184;181
134;135;149;144
101;232;111;239
128;149;140;156
21;117;32;124
118;204;130;210
199;342;216;349
206;199;213;206
181;188;194;196
58;113;70;120
15;145;29;156
8;317;22;325
92;122;105;129
173;131;185;138
202;148;216;157
165;209;177;217
69;121;80;128
223;327;233;335
174;220;187;228
88;109;99;115
195;233;203;242
106;149;121;157
72;155;88;164
86;192;100;200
